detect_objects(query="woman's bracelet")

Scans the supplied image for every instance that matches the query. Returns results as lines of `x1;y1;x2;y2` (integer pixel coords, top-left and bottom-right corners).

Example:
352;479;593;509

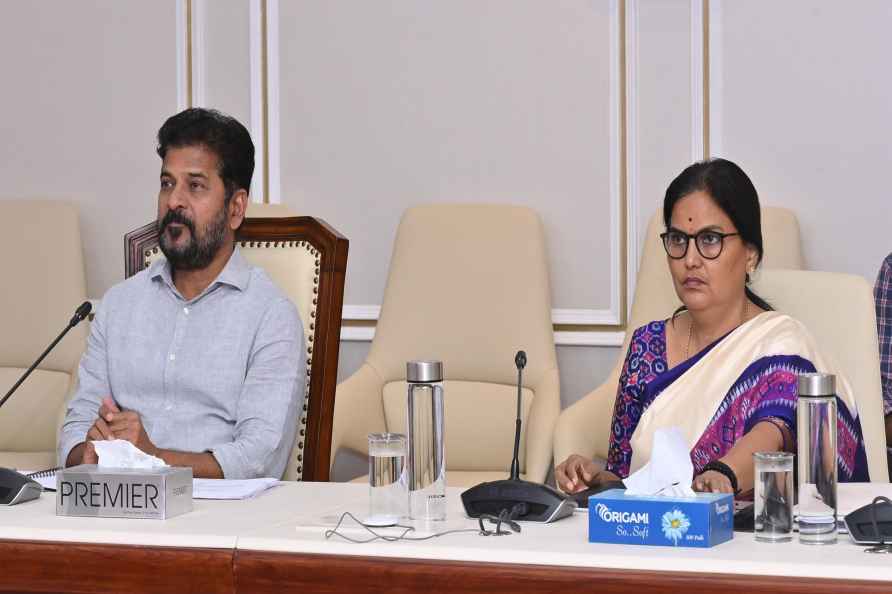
700;460;740;494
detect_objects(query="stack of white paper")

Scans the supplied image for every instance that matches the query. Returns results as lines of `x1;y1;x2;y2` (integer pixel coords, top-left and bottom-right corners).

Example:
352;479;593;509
192;478;281;500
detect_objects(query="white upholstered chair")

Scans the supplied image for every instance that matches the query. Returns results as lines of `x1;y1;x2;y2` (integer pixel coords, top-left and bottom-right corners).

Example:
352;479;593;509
331;204;560;487
0;200;88;471
124;204;348;480
554;206;804;470
749;270;888;481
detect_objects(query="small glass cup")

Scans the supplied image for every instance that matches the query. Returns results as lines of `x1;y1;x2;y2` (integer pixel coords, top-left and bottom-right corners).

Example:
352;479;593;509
753;451;794;542
366;433;407;526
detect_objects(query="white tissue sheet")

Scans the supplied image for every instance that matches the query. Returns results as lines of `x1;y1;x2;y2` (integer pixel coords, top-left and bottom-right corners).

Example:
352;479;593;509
623;427;696;497
92;439;168;469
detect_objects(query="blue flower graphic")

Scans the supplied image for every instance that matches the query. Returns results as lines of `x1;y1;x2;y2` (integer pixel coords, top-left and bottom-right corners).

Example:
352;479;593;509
661;508;690;545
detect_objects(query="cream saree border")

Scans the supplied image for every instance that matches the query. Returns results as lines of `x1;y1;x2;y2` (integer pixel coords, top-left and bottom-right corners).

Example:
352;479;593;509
628;311;856;473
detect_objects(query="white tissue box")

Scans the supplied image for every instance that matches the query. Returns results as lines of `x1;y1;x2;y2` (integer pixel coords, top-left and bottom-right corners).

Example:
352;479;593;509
588;489;733;548
56;464;193;519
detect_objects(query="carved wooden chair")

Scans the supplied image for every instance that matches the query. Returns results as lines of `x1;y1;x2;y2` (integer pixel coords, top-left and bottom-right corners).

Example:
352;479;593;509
124;213;348;481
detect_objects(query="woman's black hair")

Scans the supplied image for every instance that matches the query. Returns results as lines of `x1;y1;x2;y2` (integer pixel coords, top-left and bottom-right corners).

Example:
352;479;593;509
664;158;773;314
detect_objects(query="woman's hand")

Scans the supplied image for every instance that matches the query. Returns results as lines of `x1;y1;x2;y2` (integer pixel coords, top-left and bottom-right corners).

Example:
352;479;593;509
693;470;734;493
555;455;618;493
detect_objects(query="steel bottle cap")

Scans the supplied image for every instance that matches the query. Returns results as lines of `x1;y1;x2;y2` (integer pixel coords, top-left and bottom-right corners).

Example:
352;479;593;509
797;372;836;397
407;360;443;383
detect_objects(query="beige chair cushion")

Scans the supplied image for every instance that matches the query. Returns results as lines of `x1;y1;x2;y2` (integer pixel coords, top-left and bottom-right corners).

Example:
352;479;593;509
0;200;87;469
0;451;57;471
0;201;87;373
751;270;888;481
245;203;297;218
0;368;72;451
351;470;527;487
333;204;560;485
555;206;804;466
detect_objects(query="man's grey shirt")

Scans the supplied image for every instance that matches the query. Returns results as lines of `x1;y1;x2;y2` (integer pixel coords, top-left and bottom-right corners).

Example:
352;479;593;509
59;247;305;479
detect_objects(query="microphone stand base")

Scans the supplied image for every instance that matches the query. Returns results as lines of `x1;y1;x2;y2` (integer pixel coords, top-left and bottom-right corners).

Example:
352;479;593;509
461;479;575;523
0;468;43;506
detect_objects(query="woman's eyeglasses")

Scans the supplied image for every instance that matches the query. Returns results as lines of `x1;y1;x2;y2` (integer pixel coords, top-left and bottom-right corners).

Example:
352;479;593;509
660;228;739;260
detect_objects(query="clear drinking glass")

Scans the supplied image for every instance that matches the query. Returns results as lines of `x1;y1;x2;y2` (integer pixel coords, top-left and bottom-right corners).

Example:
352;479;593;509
367;433;407;526
753;452;794;542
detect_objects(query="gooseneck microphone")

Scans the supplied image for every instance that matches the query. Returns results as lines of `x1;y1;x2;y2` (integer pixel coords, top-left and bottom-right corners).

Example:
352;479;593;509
0;301;91;412
461;350;575;523
509;350;526;481
0;301;92;506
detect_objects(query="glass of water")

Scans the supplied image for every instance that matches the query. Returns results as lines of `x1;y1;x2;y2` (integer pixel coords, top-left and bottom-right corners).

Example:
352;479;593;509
753;452;794;542
367;433;407;526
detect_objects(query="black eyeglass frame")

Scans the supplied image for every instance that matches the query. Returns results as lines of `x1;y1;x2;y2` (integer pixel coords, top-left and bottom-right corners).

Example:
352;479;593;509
660;228;740;260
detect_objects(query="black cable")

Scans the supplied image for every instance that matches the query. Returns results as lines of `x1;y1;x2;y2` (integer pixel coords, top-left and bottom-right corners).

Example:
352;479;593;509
870;496;891;546
324;512;488;544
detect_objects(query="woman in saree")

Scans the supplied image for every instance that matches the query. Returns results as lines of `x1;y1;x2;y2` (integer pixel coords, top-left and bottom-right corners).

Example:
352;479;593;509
556;158;869;495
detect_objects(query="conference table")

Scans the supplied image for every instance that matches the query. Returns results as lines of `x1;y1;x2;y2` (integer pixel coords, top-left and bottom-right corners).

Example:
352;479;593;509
1;482;890;594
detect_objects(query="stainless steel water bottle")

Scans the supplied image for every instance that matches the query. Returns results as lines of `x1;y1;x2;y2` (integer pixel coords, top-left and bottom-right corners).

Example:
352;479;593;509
406;360;446;520
797;372;838;545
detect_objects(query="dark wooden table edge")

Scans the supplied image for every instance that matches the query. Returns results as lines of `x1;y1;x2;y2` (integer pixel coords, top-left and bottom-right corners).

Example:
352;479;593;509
0;538;235;594
3;538;890;594
233;549;892;594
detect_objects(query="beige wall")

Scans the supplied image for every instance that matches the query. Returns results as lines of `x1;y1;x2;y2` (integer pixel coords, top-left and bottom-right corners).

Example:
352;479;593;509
2;1;891;429
278;1;617;315
712;0;892;280
0;1;180;297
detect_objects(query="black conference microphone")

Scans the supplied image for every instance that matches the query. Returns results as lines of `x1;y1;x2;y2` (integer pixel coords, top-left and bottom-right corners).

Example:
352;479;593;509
508;350;526;481
461;350;575;523
0;301;92;506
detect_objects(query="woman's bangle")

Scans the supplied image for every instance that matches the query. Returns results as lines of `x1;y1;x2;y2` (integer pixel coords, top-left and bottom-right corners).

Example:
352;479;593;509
700;460;740;494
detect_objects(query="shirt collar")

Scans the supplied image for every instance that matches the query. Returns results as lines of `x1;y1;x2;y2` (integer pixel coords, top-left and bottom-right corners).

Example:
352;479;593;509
150;246;252;298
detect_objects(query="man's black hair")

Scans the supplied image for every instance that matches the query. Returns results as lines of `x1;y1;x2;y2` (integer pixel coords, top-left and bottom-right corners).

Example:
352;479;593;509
156;107;254;201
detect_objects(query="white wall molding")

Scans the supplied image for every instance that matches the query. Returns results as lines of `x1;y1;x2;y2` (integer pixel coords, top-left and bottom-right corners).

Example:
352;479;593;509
604;0;624;326
175;0;189;110
340;325;625;348
248;0;266;204
554;330;625;347
342;305;381;321
341;326;376;342
690;0;706;162
551;308;625;326
265;0;281;204
343;305;621;327
707;0;723;157
189;0;207;107
624;0;640;318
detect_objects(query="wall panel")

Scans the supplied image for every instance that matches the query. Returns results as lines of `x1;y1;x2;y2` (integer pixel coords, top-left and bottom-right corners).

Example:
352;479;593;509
0;1;181;298
277;1;621;323
201;0;253;128
713;0;892;280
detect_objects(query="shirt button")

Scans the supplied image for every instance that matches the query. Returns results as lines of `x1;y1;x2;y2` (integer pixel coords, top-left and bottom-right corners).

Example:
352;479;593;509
164;403;173;411
183;307;189;315
169;354;176;361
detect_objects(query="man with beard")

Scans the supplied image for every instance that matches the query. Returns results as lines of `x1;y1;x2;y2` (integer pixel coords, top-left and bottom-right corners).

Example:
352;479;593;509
59;108;304;479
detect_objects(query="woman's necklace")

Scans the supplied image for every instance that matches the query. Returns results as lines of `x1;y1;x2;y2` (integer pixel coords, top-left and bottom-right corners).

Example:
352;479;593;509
683;300;750;361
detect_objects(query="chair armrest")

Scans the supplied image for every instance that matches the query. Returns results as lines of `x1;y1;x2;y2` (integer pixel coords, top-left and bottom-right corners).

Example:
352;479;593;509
553;366;621;467
524;368;560;483
330;363;387;468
